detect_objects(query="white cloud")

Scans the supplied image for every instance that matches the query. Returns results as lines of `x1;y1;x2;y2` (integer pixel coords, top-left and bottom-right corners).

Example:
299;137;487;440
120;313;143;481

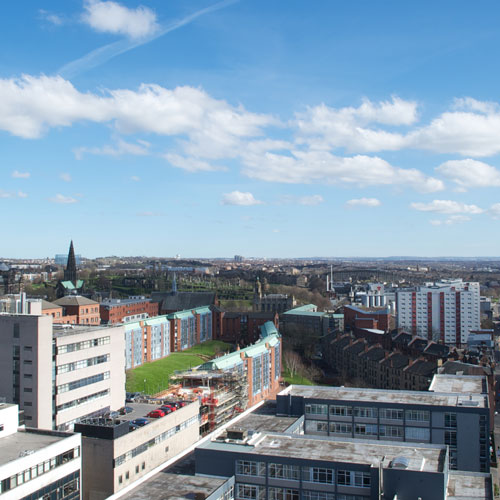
49;194;78;204
436;159;500;189
221;191;263;206
430;215;471;226
295;96;416;153
130;176;140;182
0;190;27;199
164;153;223;173
82;0;159;39
74;138;150;160
12;170;30;179
241;150;443;192
489;203;500;219
298;194;324;205
60;172;72;182
346;197;381;208
410;200;483;215
39;10;64;26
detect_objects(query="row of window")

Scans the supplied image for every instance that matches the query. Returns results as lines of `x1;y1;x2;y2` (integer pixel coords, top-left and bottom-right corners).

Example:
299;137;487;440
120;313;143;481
114;415;198;467
308;420;431;441
56;389;109;412
0;447;79;494
236;461;370;487
57;371;110;394
57;336;110;354
57;354;110;374
238;484;367;500
308;404;430;423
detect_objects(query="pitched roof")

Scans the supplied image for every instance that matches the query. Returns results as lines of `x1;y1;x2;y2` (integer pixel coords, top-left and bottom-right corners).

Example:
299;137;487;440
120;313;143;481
41;299;62;310
54;296;98;306
152;291;217;312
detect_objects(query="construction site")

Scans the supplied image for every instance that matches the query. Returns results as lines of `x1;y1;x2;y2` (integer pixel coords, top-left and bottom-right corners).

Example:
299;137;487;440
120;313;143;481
170;367;249;435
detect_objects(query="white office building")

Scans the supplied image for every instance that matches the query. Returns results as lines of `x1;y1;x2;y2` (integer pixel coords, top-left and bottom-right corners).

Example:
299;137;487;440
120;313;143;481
0;402;81;500
396;279;480;345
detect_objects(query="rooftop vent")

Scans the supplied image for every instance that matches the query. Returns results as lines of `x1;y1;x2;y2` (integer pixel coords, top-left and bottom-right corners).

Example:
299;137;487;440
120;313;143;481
19;450;34;457
391;456;409;469
226;428;248;441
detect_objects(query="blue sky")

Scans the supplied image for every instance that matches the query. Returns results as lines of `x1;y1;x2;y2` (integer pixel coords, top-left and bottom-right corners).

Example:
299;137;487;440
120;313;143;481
2;1;500;258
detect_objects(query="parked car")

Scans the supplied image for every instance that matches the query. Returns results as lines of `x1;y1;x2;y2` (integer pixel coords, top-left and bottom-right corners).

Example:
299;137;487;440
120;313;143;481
131;418;149;426
128;422;139;432
105;411;119;419
147;409;165;419
119;406;133;415
126;392;141;403
176;401;187;408
160;405;173;414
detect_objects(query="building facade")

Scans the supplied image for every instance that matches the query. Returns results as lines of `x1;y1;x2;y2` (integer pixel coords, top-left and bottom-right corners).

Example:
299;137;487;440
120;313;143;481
396;279;480;345
53;296;101;326
99;296;159;325
276;375;490;473
0;403;81;500
0;314;125;431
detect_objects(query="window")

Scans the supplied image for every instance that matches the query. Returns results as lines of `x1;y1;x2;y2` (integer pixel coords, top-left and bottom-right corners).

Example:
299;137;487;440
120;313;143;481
305;420;328;433
354;407;377;418
125;471;129;480
406;410;430;423
354;424;378;437
268;463;300;480
337;471;371;488
135;465;139;474
379;425;403;439
236;460;265;477
268;487;299;500
303;467;334;484
236;484;264;500
444;413;457;428
329;422;352;435
405;427;430;441
379;408;403;420
13;323;19;338
142;462;145;470
305;404;327;415
302;493;334;500
330;405;353;417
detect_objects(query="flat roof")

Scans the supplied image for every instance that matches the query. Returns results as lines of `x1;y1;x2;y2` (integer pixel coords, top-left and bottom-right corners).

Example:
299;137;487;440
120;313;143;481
229;413;300;434
429;374;485;395
52;323;120;338
446;472;492;499
120;472;228;500
0;429;73;467
201;433;446;473
101;297;151;307
284;385;487;408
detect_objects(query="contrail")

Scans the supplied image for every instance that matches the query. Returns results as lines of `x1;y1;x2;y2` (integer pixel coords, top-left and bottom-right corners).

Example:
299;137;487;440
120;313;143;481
58;0;238;79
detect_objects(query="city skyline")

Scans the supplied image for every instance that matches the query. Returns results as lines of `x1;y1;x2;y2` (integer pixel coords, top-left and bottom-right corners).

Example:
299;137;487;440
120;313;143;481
2;1;500;258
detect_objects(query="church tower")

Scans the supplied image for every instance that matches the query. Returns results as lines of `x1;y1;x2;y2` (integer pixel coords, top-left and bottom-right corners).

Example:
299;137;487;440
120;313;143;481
64;240;77;285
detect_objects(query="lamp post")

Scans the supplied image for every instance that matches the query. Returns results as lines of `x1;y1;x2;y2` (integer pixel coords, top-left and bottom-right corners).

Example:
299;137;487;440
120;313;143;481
143;379;146;394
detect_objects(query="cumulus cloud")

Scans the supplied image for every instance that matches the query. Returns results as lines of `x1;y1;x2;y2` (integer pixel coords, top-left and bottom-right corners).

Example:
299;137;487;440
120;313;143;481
295;96;416;153
74;138;150;160
39;10;64;26
164;153;223;173
49;194;78;204
60;173;72;182
0;190;28;199
346;197;381;208
299;194;324;205
17;191;28;198
489;203;500;219
436;159;500;189
221;191;263;206
130;176;140;182
12;170;30;178
430;215;471;226
82;0;159;39
241;150;443;192
410;200;483;215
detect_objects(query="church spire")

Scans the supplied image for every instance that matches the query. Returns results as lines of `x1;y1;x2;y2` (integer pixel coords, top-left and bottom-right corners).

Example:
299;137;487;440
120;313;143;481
64;240;77;285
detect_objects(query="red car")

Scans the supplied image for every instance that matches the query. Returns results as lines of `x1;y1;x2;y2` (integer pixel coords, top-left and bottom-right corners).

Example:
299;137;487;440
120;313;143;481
147;409;165;418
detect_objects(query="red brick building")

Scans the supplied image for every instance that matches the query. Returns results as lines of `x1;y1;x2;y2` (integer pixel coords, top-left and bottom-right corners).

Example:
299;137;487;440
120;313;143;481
220;311;279;345
344;304;391;332
53;296;101;325
100;296;159;324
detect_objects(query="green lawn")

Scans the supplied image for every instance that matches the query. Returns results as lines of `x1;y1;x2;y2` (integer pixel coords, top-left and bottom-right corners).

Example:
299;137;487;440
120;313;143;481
282;368;315;386
125;340;231;394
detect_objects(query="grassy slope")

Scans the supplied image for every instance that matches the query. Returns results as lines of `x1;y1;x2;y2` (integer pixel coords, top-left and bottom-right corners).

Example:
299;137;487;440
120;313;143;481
125;340;231;394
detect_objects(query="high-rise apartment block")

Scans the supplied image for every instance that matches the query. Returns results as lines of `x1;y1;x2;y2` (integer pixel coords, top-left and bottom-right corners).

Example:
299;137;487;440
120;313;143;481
0;314;125;431
396;279;480;345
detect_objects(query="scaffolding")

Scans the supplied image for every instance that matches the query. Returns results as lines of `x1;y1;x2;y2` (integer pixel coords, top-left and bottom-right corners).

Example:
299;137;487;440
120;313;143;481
171;367;249;435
